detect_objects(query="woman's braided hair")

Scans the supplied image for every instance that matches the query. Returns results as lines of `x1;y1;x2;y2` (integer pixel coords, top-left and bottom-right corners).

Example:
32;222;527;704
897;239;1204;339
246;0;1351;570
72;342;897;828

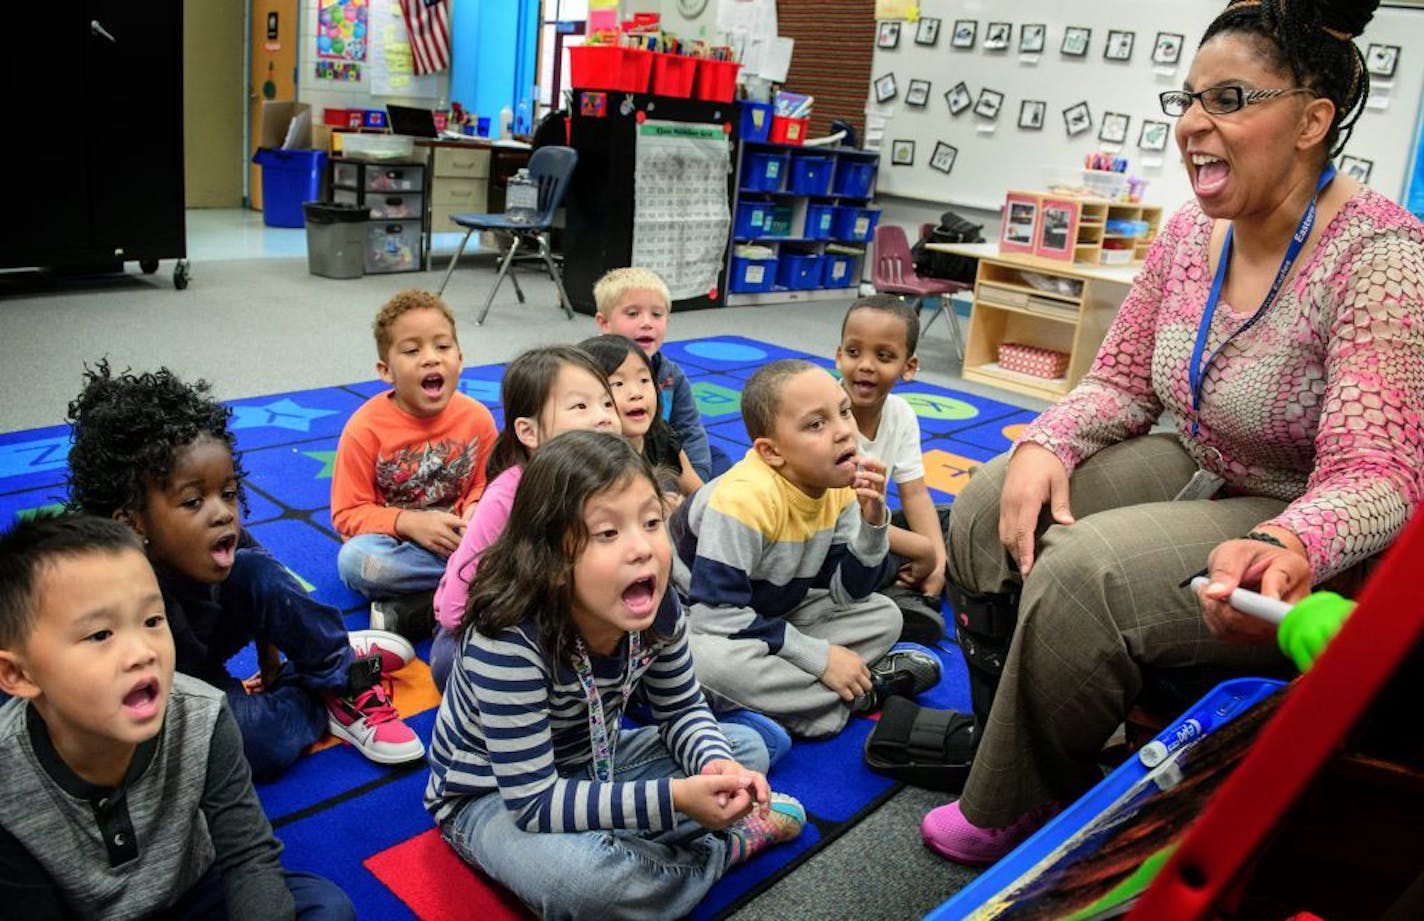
1203;0;1378;157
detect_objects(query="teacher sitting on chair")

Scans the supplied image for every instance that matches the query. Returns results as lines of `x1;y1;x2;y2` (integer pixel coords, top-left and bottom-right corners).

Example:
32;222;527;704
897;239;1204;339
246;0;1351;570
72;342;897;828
922;0;1424;866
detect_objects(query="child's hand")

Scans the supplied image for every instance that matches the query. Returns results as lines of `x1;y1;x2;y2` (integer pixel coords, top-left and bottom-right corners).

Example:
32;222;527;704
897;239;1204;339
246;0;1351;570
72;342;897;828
819;644;872;702
701;758;770;808
671;774;757;829
395;510;466;557
896;550;946;597
852;456;889;527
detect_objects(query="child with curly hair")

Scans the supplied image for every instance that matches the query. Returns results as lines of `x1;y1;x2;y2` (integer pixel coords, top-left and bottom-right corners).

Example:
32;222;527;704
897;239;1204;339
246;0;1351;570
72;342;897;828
67;361;424;781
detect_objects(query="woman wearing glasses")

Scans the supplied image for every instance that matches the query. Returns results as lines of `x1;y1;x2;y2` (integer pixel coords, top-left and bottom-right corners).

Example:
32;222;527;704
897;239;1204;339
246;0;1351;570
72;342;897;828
923;0;1424;865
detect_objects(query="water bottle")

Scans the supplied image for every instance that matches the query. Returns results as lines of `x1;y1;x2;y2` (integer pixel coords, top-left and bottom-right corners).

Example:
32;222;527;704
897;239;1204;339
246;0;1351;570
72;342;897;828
498;105;514;140
516;97;530;135
505;168;539;224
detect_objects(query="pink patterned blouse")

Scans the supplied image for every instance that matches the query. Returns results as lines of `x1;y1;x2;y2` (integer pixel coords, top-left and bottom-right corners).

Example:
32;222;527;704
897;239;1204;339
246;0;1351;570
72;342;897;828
1019;188;1424;581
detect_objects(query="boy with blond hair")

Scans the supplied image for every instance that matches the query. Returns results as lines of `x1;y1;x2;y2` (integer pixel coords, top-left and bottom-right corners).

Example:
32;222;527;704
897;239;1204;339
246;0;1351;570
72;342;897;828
333;290;498;638
593;267;727;480
0;513;353;918
671;360;940;738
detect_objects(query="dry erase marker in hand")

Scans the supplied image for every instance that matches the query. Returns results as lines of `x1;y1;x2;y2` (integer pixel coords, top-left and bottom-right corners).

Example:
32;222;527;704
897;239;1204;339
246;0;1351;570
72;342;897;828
1189;576;1292;624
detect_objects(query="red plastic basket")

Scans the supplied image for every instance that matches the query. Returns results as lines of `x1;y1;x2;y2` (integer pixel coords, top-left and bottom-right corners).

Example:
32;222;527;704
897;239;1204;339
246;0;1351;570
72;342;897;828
693;58;741;103
568;45;654;93
651;54;697;98
768;116;808;145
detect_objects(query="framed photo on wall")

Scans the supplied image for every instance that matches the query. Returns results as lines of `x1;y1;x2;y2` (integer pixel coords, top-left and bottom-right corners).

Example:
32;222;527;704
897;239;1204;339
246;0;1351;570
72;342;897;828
905;79;931;107
1063;101;1092;136
1061;26;1091;57
1138;119;1170;151
1099;111;1130;144
916;17;941;46
1001;191;1041;254
945;81;973;115
1366;43;1400;78
1104;30;1135;61
1340;154;1374;183
891;139;916;166
1019;99;1046;130
1020;23;1046;53
930;141;958;174
1035;197;1081;261
877;21;901;49
874;73;898;103
974;88;1005;120
951;19;977;49
984;22;1012;50
1153;32;1184;65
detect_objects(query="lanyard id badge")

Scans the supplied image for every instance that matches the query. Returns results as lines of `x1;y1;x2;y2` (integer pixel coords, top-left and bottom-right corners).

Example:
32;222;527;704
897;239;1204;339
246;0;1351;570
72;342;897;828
573;631;645;783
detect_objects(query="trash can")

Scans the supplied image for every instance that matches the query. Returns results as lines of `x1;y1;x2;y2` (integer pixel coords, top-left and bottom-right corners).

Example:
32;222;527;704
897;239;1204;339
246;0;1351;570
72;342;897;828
252;149;328;228
303;201;369;278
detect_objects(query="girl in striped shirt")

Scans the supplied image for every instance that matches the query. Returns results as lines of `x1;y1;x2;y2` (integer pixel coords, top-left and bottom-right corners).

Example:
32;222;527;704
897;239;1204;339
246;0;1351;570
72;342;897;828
425;430;803;919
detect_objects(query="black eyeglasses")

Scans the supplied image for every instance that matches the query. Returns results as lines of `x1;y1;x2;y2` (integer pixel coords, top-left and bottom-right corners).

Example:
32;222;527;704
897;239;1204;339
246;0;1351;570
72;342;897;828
1159;85;1315;117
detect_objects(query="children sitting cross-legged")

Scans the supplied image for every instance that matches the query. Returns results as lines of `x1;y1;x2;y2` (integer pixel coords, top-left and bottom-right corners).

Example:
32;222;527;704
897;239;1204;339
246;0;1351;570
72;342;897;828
579;334;704;499
429;346;619;690
836;294;953;643
67;363;424;781
426;431;804;919
0;514;354;919
671;360;941;739
332;290;499;640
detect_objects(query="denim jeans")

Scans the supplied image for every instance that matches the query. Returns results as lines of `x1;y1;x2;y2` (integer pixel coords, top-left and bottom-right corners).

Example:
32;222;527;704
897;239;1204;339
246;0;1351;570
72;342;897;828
223;671;329;784
429;626;458;692
171;863;355;920
439;723;768;920
336;533;448;599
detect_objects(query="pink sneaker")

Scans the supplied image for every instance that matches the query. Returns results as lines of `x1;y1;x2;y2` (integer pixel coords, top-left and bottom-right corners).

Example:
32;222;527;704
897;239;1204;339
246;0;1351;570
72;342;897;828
325;682;425;765
920;799;1060;866
348;629;416;676
726;793;806;865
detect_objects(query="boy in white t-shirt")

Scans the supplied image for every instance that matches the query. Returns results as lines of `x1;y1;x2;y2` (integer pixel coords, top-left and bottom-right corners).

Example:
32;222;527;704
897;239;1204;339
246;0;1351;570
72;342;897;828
835;295;950;642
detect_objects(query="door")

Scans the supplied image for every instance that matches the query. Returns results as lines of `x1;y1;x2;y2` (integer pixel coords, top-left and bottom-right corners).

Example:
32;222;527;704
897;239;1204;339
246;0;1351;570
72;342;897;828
249;0;298;210
185;0;245;207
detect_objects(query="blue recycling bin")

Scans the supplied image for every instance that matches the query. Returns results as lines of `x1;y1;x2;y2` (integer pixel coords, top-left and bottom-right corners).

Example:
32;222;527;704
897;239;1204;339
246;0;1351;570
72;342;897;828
252;149;328;228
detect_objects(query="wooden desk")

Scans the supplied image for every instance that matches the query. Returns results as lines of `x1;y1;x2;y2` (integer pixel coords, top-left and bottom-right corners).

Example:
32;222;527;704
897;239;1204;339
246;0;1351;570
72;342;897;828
926;242;1141;401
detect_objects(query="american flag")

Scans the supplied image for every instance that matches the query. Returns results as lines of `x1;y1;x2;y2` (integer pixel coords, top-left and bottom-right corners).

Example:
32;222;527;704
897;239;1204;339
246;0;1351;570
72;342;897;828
399;0;451;75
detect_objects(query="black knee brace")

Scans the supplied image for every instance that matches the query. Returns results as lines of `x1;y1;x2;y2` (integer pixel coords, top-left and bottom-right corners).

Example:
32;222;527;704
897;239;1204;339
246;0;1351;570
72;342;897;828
945;582;1019;732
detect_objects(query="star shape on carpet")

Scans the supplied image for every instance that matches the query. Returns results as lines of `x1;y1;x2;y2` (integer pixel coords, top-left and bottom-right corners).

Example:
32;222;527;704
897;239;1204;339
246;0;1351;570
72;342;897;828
231;398;340;432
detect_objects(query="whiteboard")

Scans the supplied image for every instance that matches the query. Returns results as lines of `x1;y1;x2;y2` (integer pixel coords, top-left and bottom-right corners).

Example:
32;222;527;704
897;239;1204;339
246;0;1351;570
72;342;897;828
868;0;1424;214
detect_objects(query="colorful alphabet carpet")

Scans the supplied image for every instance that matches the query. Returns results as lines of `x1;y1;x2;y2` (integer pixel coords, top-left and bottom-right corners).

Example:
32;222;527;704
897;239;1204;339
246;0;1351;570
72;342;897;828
0;336;1035;919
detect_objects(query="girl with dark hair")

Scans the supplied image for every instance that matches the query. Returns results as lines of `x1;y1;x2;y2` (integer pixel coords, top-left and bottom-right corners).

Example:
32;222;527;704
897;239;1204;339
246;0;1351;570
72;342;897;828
429;346;618;690
425;431;803;918
925;0;1424;865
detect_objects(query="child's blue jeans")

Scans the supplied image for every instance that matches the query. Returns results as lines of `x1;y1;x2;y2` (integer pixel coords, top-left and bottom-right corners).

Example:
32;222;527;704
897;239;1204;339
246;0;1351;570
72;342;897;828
439;723;768;920
336;533;447;599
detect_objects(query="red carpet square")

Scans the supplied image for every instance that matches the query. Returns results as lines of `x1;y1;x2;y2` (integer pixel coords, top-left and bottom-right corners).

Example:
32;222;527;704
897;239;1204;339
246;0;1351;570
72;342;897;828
363;828;532;921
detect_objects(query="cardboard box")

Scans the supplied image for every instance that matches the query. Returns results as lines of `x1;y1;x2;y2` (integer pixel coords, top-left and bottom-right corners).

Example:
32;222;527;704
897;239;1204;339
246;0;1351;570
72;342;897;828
258;100;313;150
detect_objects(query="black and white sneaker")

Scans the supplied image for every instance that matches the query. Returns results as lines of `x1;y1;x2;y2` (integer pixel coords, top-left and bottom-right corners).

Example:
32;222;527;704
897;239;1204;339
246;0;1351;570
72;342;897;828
368;590;436;641
852;643;942;714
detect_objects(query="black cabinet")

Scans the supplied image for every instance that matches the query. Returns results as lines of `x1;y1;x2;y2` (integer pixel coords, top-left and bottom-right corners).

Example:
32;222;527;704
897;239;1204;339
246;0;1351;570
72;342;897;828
4;2;187;281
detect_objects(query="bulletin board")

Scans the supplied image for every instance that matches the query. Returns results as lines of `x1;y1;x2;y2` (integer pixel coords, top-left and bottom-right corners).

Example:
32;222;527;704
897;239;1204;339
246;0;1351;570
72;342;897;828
868;0;1424;213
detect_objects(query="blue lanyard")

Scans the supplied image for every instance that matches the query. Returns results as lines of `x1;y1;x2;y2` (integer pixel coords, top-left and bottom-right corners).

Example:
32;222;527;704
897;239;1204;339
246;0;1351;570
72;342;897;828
1188;164;1336;437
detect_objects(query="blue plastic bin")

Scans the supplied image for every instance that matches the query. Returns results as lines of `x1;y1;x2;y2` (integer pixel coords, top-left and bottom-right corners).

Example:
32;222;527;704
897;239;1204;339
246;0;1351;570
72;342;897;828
776;253;824;289
739;101;773;142
252;149;328;228
789;155;834;195
729;256;777;293
832;206;880;242
805;204;837;240
822;253;857;288
735;202;771;238
832;158;877;198
743;151;788;191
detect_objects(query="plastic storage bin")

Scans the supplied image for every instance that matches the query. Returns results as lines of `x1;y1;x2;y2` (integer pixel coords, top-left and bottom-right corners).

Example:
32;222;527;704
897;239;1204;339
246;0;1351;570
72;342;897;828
822;253;856;288
693;58;740;103
735;202;772;238
743;151;788;191
789;155;833;195
651;54;697;97
769;116;808;145
832;206;880;242
805;204;837;240
832;159;877;198
366;192;423;219
364;165;424;192
365;220;422;273
323;108;364;128
729;256;777;293
568;45;654;92
765;204;794;237
303;201;369;279
332;162;361;188
251;149;328;228
776;253;824;289
1082;169;1128;200
739;102;773;142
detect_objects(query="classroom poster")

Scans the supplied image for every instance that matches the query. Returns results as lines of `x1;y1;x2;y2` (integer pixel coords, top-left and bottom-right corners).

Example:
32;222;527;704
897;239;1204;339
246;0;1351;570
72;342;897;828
632;121;732;300
317;0;368;62
368;0;441;96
